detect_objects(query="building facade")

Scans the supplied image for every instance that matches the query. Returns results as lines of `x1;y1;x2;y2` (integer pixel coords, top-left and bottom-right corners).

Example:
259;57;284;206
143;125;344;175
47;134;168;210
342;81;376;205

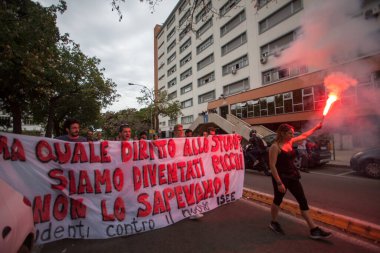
154;0;380;146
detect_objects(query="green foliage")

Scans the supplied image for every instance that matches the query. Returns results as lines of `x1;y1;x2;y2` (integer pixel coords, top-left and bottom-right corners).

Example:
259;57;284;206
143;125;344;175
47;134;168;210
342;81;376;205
0;0;62;133
137;89;182;131
0;0;119;135
100;109;150;139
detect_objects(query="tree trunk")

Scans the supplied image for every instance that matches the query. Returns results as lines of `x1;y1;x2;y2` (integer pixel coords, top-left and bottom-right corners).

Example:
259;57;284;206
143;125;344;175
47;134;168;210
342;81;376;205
45;99;55;137
10;100;22;134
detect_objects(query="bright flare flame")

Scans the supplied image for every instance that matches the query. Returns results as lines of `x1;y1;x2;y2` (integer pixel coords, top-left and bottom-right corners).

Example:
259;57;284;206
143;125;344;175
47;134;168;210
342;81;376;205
323;94;338;116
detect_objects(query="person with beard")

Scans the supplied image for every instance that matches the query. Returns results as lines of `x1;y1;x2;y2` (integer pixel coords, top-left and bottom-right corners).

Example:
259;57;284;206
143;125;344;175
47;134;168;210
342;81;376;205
55;118;87;142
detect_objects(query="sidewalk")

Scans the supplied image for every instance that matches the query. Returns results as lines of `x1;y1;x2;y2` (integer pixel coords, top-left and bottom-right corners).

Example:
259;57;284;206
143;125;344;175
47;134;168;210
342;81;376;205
327;148;361;168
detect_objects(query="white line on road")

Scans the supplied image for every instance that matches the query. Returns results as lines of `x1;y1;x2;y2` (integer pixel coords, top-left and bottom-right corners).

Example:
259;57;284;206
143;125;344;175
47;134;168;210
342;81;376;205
336;171;355;176
310;171;355;177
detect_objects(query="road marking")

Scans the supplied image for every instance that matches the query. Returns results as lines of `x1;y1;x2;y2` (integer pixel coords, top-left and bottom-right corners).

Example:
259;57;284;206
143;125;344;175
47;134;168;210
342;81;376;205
310;171;355;177
336;171;355;176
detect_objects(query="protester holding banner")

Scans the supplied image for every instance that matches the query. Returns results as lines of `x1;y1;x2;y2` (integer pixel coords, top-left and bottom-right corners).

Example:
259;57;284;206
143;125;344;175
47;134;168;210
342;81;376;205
268;123;331;239
185;129;193;137
0;126;244;244
174;124;204;220
118;124;133;141
208;127;216;136
139;131;148;140
55;118;87;142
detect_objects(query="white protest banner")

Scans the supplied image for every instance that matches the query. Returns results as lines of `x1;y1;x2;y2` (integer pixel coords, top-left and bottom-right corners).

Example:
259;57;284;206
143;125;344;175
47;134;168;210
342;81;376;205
0;132;244;244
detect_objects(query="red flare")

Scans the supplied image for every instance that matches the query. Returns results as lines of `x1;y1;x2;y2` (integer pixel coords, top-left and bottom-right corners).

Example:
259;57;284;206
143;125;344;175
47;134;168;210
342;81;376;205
323;94;338;116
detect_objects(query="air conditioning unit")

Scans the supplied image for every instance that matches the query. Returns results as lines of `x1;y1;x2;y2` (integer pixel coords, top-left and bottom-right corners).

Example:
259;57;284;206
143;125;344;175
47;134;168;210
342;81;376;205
231;68;237;74
260;56;267;64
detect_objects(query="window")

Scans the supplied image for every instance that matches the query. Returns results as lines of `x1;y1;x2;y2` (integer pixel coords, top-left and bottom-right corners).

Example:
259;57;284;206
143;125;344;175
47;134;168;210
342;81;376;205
260;28;302;57
158;62;165;70
196;1;212;23
221;32;247;56
223;78;249;96
220;10;246;37
180;38;191;53
167;15;175;30
198;72;215;87
167;52;176;65
261;63;308;85
229;84;331;119
303;88;314;111
220;0;241;17
222;55;248;76
167;40;176;53
179;24;191;41
198;90;215;104
267;96;275;115
181;98;193;108
158;52;164;60
259;0;302;34
257;0;270;9
158;74;165;80
180;68;192;81
158;41;164;50
275;94;284;114
196;18;213;38
167;78;177;88
169;118;177;126
293;89;303;112
180;52;192;67
181;115;194;124
181;83;192;94
167;65;177;76
179;9;191;27
167;28;176;42
178;0;188;14
197;54;214;71
168;91;177;100
197;35;213;55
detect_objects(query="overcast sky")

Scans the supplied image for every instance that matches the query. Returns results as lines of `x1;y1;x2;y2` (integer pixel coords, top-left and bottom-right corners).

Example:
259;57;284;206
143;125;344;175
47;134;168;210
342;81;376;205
38;0;178;112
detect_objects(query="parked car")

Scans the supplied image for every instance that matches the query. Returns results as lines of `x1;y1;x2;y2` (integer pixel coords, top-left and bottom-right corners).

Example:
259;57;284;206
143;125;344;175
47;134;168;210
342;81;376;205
350;147;380;179
0;178;34;253
262;133;331;170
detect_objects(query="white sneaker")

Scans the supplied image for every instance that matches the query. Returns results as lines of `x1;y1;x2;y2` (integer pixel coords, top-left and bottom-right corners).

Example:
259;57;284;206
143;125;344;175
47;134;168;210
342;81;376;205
189;213;204;220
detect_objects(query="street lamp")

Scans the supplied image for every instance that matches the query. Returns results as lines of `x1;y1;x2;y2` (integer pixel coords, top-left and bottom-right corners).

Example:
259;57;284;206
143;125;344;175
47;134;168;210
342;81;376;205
128;82;154;132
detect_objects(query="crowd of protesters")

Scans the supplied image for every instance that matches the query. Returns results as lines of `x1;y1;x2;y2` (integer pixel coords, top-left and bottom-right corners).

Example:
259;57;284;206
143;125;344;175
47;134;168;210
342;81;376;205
55;118;222;143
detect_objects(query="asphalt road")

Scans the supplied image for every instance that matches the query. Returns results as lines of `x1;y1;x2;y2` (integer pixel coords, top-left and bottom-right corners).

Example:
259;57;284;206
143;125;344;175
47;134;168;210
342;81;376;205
244;165;380;225
34;199;379;253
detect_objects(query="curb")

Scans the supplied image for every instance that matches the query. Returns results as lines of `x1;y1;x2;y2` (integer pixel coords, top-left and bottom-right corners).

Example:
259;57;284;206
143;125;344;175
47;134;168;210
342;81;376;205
243;188;380;242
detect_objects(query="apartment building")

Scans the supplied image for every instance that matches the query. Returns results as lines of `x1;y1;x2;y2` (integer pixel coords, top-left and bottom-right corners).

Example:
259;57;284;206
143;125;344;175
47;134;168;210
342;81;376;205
154;0;380;146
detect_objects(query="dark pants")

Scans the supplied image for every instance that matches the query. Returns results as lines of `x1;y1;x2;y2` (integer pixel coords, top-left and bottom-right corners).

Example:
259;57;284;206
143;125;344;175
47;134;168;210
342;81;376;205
271;176;309;211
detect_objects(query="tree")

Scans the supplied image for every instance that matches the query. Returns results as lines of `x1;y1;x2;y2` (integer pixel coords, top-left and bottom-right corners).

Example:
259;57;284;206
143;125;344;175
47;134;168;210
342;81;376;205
30;40;119;137
0;0;65;133
112;0;223;33
137;89;182;132
1;0;119;136
101;108;150;139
